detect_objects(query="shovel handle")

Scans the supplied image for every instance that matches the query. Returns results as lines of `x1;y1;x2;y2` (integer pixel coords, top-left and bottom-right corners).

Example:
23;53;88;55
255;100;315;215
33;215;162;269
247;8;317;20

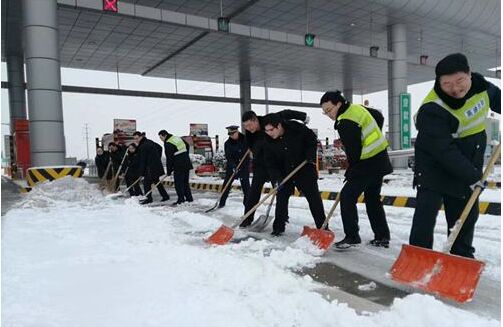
122;176;142;194
443;143;500;253
214;149;251;204
321;191;342;230
232;160;307;228
111;151;129;185
143;174;169;198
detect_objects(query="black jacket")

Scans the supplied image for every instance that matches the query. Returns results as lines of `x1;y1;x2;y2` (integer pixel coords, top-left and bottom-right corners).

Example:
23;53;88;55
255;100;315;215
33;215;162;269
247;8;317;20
122;151;142;177
136;137;165;178
109;146;126;174
414;72;500;197
335;104;393;180
224;132;250;177
163;133;193;174
264;120;317;183
245;109;307;176
95;152;111;178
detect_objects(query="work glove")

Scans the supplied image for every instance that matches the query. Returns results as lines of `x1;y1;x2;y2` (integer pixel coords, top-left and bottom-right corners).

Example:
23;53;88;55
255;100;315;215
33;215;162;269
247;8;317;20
470;180;487;192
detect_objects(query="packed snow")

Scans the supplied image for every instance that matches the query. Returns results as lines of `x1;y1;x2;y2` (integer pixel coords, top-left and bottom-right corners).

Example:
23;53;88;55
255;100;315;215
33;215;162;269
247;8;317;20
2;176;500;326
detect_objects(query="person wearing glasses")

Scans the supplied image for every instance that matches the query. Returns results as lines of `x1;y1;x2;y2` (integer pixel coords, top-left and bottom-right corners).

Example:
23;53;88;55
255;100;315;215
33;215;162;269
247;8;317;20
320;91;392;249
262;113;326;236
218;125;251;208
409;53;500;258
241;109;309;227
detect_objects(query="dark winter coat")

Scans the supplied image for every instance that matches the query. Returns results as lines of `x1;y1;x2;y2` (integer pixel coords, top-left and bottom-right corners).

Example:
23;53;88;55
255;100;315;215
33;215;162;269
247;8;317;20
334;103;393;180
264;120;318;183
109;146;126;174
122;151;142;178
136;137;165;178
414;72;500;197
95;151;111;178
224;132;250;178
245;109;307;176
163;133;193;175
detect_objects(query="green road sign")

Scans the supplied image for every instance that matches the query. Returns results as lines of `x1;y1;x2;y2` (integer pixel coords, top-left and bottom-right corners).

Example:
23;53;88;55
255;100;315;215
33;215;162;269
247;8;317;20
218;17;229;32
305;33;315;47
400;93;411;149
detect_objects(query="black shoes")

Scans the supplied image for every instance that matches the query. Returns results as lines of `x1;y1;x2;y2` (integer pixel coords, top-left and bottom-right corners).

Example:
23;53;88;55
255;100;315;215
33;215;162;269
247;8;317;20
139;198;153;205
160;196;170;202
368;239;390;248
334;236;361;249
171;200;185;206
239;218;253;228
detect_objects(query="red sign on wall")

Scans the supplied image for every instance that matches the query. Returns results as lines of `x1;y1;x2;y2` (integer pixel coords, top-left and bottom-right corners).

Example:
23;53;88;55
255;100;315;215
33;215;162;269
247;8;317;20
103;0;118;12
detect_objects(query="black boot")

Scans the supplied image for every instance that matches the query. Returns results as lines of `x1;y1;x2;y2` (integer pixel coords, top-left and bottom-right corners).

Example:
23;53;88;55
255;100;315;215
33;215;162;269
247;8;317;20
140;198;153;205
334;235;361;249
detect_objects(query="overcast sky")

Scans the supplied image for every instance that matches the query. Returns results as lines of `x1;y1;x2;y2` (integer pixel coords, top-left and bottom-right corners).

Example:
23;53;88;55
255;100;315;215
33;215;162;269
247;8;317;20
1;64;500;160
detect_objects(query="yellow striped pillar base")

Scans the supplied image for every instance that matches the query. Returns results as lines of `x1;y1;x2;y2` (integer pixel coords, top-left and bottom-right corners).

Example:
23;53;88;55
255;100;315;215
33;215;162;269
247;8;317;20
26;166;84;187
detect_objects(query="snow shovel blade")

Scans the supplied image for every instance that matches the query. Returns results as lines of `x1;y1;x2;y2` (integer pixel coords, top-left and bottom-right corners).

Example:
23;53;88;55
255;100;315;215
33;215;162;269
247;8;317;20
248;214;274;232
301;226;335;250
205;225;235;245
390;244;485;303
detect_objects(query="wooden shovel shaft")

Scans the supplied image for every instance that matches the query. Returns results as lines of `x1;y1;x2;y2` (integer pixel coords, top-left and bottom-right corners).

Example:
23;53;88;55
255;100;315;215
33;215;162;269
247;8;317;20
111;151;129;188
232;160;307;228
122;176;142;194
213;149;251;204
444;143;500;253
100;160;112;184
321;191;342;230
143;174;169;198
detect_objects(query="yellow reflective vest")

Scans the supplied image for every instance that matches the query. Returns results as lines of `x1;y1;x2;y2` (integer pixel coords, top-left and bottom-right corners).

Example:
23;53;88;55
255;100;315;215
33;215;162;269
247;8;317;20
419;89;489;139
337;104;388;160
167;135;187;155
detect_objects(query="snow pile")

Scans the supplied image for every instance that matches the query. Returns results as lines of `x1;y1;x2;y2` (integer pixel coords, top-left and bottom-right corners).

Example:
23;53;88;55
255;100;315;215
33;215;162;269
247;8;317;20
358;281;377;291
17;176;107;208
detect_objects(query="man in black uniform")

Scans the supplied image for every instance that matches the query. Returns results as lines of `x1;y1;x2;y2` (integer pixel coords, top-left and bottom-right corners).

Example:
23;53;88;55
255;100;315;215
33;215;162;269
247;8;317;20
133;131;170;205
409;53;500;258
262;113;326;236
320;91;393;249
218;125;250;208
95;146;111;179
158;130;193;206
121;143;143;196
240;109;309;227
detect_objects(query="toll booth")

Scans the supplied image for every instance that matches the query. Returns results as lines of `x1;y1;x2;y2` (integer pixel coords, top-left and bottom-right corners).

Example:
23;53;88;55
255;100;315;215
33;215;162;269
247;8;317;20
12;119;31;178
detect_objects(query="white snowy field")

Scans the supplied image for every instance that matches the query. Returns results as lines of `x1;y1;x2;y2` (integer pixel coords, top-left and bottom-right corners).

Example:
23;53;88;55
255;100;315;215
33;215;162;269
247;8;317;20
2;177;500;326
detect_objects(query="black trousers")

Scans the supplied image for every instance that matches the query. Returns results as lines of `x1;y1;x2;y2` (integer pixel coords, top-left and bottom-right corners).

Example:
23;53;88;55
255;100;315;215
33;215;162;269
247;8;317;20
125;174;143;196
339;175;390;240
173;170;193;202
273;164;326;233
219;169;250;207
409;187;478;258
243;168;269;222
143;172;169;200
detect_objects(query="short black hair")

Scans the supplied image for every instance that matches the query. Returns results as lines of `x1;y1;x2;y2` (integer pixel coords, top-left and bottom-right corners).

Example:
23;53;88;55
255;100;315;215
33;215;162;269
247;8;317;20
158;130;168;137
242;110;258;123
320;90;345;106
262;113;282;128
108;142;117;147
133;131;143;137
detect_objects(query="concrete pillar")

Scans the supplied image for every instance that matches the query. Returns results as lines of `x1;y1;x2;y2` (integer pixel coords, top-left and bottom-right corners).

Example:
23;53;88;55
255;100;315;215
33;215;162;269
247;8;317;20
343;89;353;103
6;55;27;131
239;79;252;117
23;0;66;166
264;83;270;114
387;23;408;168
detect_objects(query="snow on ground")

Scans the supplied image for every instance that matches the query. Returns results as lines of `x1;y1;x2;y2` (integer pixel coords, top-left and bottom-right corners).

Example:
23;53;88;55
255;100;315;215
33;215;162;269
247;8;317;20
2;177;500;326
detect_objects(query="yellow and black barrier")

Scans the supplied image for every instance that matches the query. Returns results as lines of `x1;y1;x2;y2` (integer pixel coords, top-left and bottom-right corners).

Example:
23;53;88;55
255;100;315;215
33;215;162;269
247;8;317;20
162;181;501;216
26;166;84;187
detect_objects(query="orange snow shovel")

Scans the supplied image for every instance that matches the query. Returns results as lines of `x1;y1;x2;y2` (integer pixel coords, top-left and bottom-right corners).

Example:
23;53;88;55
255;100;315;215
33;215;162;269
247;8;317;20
390;143;500;303
206;160;307;245
301;189;340;251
